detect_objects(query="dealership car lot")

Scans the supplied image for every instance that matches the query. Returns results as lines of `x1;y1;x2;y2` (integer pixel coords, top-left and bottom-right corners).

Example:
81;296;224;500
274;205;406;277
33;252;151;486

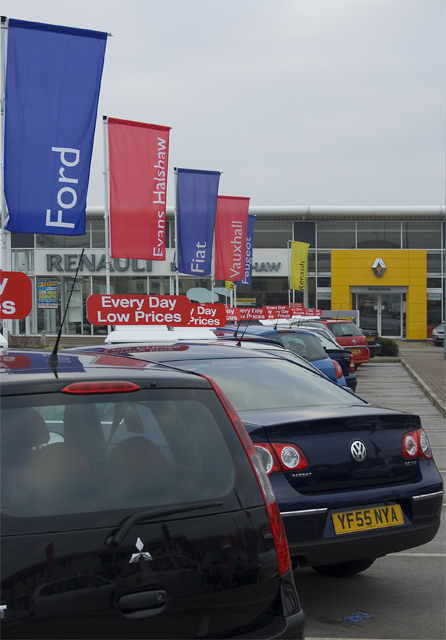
71;341;443;580
0;349;305;639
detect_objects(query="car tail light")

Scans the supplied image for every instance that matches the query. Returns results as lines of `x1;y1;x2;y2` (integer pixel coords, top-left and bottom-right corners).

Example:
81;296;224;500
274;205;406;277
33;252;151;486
255;443;309;476
349;354;355;373
202;374;291;576
333;360;343;379
61;381;141;394
402;429;432;460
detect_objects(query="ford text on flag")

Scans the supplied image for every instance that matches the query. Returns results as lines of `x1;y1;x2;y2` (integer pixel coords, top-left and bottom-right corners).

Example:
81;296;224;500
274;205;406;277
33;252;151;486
176;169;220;275
4;19;107;235
214;196;249;282
108;119;171;260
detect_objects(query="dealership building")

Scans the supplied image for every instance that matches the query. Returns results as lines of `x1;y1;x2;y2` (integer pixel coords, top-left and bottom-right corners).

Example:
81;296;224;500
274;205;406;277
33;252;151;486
9;205;445;341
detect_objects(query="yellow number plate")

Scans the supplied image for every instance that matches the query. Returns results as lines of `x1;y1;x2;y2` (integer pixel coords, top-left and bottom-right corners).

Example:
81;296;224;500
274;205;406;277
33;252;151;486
366;336;374;342
350;348;361;354
332;505;404;535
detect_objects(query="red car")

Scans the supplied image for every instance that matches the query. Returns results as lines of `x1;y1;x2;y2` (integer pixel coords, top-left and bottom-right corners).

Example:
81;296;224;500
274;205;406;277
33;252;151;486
292;319;370;367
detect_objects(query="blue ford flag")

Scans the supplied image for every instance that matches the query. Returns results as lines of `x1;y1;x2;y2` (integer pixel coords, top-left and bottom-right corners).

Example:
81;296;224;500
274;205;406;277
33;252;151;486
235;214;256;285
176;168;220;275
4;19;107;235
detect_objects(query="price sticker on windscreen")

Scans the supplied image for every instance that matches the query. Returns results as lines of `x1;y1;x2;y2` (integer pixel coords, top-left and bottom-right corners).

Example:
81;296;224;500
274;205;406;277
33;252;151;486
86;295;191;325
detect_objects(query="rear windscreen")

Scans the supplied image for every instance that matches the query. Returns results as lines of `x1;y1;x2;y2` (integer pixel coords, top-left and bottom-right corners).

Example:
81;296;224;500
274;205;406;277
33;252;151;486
1;389;238;519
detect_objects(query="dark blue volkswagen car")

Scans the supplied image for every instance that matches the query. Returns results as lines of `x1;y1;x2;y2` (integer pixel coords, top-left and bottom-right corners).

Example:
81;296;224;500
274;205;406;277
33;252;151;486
71;341;444;578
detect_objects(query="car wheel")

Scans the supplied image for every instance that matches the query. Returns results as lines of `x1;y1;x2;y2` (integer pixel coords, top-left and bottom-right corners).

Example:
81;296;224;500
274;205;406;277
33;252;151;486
311;558;375;577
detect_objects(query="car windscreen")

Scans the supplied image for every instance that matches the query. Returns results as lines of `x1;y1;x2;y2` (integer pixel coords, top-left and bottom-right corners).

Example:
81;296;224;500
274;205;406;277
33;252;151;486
166;356;364;412
1;388;241;520
328;322;363;337
263;332;328;362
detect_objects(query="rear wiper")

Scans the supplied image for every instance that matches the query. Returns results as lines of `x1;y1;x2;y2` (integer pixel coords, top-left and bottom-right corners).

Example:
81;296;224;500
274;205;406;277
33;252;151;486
105;501;224;548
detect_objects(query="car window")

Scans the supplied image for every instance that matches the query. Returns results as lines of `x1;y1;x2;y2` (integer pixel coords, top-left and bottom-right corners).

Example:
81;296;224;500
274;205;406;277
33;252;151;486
328;322;363;337
273;333;328;362
167;356;364;412
1;389;236;519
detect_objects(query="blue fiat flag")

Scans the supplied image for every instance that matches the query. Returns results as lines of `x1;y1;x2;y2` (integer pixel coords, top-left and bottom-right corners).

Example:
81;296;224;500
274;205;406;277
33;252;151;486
235;214;256;285
176;168;220;275
4;19;107;235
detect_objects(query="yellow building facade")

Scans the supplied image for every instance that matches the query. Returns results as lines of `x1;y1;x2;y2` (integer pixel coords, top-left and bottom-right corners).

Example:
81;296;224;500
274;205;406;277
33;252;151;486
331;250;427;340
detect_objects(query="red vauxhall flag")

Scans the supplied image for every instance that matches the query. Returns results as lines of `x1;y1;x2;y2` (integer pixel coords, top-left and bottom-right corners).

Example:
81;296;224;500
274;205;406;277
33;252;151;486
214;196;249;281
108;118;171;260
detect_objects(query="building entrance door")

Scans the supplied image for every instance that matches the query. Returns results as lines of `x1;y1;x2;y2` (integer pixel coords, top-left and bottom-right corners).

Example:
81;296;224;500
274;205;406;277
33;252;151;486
357;293;402;337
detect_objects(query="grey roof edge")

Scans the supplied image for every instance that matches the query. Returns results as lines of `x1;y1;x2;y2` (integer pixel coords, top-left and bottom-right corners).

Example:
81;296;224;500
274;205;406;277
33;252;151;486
86;205;446;220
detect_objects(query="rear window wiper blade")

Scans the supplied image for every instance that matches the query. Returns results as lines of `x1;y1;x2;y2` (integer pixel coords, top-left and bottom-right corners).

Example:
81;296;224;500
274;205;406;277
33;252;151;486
105;501;224;548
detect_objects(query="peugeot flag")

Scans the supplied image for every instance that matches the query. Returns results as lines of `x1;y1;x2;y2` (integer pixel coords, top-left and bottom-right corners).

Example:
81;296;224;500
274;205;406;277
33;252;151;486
4;19;107;235
108;118;171;260
176;168;221;275
235;214;256;286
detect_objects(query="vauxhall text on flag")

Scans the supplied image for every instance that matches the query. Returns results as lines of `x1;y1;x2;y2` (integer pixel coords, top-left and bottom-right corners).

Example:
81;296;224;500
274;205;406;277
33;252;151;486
108;118;171;261
176;169;221;276
4;19;107;235
214;196;249;281
290;241;310;291
235;214;255;286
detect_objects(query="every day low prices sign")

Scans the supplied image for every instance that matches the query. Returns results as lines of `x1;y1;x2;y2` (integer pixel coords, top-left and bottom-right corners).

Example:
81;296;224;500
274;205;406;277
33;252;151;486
86;295;227;327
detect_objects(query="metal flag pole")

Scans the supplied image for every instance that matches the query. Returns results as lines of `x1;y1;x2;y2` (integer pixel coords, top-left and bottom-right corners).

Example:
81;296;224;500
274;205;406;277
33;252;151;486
102;116;111;333
1;16;12;342
174;168;179;295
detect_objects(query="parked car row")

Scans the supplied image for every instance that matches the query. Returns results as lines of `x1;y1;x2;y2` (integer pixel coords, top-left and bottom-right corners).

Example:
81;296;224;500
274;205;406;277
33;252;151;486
1;325;443;639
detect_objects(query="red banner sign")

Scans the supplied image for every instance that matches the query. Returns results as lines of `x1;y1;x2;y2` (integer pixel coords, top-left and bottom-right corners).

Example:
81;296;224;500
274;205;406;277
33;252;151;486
86;296;228;327
108;118;171;261
189;304;227;327
0;270;33;319
214;196;249;281
87;295;191;326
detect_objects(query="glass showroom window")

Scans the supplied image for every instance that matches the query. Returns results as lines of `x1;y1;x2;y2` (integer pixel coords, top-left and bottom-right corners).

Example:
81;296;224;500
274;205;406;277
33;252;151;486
402;221;442;249
253;220;292;248
357;220;401;249
317;220;355;249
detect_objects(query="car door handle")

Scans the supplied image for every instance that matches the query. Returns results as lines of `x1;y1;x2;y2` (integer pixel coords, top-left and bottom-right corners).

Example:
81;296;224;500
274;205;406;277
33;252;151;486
118;589;168;618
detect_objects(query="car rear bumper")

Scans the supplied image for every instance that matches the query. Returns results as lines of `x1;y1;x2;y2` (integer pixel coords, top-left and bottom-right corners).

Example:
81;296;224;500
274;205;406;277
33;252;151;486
367;343;382;358
272;467;443;567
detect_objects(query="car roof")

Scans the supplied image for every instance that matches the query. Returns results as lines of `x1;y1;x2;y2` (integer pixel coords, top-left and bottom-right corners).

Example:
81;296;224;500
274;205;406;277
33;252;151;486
0;348;213;395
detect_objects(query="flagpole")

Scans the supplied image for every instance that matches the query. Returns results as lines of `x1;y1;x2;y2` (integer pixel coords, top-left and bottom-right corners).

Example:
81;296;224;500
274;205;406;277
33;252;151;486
1;16;11;342
102;116;111;334
174;168;179;295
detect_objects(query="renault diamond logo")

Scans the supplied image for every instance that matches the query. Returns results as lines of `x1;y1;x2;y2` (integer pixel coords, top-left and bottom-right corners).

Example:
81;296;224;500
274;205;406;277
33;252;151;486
372;258;386;278
351;440;367;462
129;537;153;563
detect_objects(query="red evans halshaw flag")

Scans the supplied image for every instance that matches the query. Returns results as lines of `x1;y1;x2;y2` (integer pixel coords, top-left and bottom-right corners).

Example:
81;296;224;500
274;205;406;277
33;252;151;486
108;118;171;260
214;196;249;281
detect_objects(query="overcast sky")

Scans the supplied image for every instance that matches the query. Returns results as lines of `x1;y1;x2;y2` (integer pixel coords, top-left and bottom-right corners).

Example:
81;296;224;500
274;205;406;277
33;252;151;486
3;0;445;207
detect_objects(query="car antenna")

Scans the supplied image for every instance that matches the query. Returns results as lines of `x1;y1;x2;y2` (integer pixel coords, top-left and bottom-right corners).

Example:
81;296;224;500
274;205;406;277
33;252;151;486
236;318;252;346
47;249;85;378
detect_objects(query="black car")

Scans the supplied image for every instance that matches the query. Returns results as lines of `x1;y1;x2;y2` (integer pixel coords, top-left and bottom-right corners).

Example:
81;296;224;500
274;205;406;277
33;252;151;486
0;350;305;639
73;342;444;578
360;329;382;358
